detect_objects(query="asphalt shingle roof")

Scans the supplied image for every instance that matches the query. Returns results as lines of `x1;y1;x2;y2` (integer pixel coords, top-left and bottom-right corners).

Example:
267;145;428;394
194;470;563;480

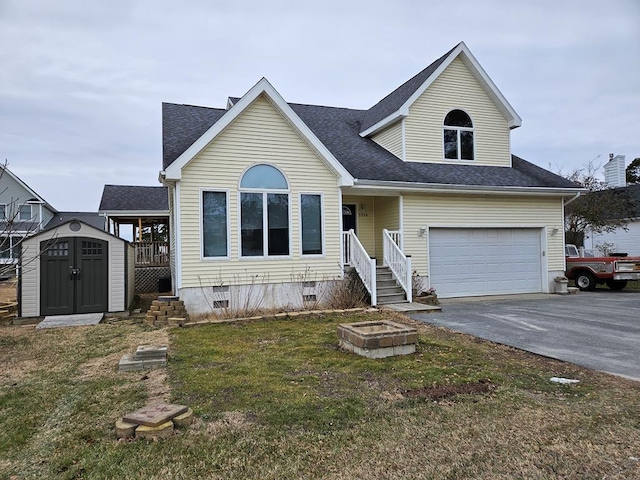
359;45;457;133
99;185;169;212
163;103;226;170
160;45;581;192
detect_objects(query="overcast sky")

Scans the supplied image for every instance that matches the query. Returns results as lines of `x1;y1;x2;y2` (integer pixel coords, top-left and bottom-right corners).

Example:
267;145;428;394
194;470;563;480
1;0;639;212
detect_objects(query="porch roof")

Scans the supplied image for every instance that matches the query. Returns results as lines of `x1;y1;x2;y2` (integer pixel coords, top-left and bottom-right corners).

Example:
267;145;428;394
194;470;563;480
99;185;169;217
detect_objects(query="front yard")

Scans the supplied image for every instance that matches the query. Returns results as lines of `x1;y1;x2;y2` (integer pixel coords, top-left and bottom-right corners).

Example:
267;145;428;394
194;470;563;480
1;312;639;479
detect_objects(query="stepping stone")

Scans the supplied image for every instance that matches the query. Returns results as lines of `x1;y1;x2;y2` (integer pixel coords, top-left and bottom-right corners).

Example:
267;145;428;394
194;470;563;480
118;354;167;372
173;408;194;427
135;345;168;359
123;403;188;427
135;421;174;440
115;418;138;439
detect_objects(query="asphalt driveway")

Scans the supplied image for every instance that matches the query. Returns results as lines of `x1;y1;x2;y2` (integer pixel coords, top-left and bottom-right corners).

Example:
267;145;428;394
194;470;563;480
409;289;640;381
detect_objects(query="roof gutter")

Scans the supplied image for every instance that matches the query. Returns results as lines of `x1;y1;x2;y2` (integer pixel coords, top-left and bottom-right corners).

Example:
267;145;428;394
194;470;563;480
350;179;586;196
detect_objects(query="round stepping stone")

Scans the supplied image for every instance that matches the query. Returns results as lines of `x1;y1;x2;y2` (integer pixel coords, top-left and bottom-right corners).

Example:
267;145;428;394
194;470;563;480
172;408;194;427
135;420;174;440
115;418;138;439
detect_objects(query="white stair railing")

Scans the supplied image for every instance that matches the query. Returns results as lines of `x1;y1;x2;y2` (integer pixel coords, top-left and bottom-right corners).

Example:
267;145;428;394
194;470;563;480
382;229;412;303
345;229;377;306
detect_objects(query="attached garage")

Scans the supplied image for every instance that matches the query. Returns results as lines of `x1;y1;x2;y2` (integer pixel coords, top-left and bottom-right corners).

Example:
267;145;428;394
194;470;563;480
428;228;543;298
19;219;135;318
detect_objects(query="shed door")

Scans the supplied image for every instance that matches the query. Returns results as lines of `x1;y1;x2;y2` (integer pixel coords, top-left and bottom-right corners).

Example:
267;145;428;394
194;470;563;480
429;228;542;298
40;237;109;316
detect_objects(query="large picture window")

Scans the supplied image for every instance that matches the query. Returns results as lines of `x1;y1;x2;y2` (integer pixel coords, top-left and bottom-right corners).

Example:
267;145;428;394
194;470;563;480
443;109;474;161
202;191;228;258
301;194;322;255
240;164;290;257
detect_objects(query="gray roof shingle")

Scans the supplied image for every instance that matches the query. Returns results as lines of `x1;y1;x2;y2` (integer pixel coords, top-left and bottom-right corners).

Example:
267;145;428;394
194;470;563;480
99;185;169;212
359;45;457;133
160;45;580;192
161;100;578;190
163;102;227;170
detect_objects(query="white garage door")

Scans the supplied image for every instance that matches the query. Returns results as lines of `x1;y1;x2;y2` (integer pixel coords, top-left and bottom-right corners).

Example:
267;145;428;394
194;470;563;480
429;228;542;298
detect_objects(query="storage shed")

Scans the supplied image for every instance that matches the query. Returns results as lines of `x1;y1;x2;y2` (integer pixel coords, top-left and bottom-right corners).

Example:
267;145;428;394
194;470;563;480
19;219;134;317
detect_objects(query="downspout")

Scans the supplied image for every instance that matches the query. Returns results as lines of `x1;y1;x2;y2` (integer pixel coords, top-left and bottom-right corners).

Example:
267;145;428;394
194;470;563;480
563;192;581;207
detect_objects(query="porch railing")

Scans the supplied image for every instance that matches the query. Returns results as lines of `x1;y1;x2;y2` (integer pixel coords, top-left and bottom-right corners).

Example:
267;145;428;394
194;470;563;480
134;241;169;266
343;229;377;306
386;230;402;249
382;229;412;303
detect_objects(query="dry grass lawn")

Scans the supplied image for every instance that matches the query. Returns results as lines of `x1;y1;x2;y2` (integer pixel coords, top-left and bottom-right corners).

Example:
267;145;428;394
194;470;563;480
1;312;639;479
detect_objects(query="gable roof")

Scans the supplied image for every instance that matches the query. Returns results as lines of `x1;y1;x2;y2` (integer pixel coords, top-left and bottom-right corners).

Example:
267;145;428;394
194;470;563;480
99;185;169;213
163;99;578;192
0;165;57;214
162;78;354;186
36;218;125;241
44;212;106;231
163;103;227;171
359;42;522;136
161;44;579;194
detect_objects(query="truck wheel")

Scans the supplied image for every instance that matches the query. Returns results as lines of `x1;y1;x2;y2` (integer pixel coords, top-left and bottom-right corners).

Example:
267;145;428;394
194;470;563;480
575;272;597;291
605;279;628;290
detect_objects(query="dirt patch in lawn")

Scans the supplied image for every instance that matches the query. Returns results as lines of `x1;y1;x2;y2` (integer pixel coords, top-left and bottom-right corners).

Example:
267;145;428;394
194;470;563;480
403;378;497;401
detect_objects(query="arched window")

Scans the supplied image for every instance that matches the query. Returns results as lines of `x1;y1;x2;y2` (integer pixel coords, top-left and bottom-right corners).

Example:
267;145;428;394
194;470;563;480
239;164;290;257
443;109;474;161
240;164;288;189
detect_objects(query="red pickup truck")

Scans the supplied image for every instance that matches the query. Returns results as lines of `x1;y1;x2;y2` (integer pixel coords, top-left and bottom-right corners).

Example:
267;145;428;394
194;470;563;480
565;244;640;291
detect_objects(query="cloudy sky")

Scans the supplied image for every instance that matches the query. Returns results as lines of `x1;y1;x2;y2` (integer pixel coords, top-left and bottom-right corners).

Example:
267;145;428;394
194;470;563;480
1;0;639;211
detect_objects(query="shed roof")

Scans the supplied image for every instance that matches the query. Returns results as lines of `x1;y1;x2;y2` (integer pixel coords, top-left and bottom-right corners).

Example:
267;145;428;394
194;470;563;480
45;212;106;231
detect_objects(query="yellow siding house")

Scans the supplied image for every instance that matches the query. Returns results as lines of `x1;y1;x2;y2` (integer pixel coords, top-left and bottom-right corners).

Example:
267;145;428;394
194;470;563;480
160;42;582;314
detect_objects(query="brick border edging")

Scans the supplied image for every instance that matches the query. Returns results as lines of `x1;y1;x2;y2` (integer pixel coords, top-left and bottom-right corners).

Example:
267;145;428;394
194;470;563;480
179;307;374;328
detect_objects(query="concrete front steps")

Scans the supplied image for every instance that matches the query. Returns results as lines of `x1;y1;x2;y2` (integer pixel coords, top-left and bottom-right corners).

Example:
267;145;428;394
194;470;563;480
376;266;408;306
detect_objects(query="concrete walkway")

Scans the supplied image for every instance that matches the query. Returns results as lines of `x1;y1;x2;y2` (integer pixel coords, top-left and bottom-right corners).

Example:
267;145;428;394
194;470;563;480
37;313;104;329
382;302;441;313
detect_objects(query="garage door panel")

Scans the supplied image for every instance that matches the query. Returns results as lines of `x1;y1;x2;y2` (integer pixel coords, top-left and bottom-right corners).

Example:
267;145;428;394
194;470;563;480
429;228;542;298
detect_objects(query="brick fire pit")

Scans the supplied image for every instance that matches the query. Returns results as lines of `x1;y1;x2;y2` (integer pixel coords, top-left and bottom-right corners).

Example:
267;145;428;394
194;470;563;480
337;320;418;358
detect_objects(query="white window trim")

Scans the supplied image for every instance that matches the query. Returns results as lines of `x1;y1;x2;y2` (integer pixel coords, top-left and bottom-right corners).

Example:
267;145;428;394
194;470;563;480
237;162;290;191
299;192;325;258
442;109;475;162
0;234;23;263
238;163;292;260
18;204;33;221
238;191;292;260
200;189;231;261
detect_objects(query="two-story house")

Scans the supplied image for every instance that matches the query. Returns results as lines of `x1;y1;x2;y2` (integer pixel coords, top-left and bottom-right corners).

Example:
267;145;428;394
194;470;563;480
0;165;57;269
159;42;582;314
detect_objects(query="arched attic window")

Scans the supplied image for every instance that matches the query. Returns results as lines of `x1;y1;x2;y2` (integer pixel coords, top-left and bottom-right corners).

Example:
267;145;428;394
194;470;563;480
443;109;474;161
239;164;290;257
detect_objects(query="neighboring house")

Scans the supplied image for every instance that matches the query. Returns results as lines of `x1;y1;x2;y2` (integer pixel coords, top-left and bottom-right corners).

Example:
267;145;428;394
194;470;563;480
99;185;170;292
0;166;57;267
586;184;640;256
584;155;640;256
159;42;583;314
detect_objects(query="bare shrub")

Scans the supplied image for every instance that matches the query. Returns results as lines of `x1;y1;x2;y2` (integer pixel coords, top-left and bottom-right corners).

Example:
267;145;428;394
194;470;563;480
324;268;369;309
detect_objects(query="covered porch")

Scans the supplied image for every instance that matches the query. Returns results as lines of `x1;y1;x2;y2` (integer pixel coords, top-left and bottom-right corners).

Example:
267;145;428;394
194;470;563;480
340;194;412;307
99;185;171;293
